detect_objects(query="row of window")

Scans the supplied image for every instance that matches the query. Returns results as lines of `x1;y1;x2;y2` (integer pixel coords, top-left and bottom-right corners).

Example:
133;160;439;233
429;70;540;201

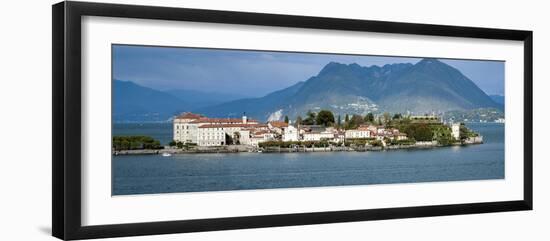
175;125;198;130
199;141;224;146
199;135;224;140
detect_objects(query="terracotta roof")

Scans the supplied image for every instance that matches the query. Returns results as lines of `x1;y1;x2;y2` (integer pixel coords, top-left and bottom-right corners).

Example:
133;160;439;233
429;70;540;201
304;131;334;135
198;123;261;129
357;127;372;131
252;130;269;135
269;121;288;128
175;112;203;119
191;118;259;124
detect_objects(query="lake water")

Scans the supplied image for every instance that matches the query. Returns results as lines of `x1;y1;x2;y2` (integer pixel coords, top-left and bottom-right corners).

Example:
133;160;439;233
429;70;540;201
112;123;504;195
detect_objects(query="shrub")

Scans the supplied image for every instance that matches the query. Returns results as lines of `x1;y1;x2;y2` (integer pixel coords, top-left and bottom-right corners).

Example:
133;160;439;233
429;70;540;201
112;136;163;150
370;140;383;147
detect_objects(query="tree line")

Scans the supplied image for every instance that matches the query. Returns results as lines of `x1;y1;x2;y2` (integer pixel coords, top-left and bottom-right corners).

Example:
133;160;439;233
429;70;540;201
292;109;403;129
112;136;163;150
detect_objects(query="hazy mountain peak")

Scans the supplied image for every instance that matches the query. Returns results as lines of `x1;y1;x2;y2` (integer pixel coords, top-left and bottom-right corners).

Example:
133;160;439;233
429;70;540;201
113;80;189;122
417;58;443;65
319;61;416;77
319;61;347;75
349;63;361;68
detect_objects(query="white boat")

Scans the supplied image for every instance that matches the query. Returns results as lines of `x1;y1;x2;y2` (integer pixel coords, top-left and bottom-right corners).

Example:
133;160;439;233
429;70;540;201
161;153;172;157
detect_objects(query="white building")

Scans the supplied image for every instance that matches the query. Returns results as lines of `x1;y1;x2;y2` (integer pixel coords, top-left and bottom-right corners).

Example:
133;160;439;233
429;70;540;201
300;126;339;142
251;130;276;146
394;133;408;141
345;129;371;139
282;125;299;142
239;129;276;146
173;112;260;146
331;131;346;144
451;123;460;140
303;132;335;141
376;127;386;135
238;130;251;145
197;125;226;146
197;123;261;146
268;121;288;135
173;112;204;144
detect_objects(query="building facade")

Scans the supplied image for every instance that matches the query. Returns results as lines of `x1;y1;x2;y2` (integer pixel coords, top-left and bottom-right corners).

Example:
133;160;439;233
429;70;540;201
302;127;337;142
173;112;203;144
282;125;300;142
345;129;371;139
173;112;260;146
451;123;460;140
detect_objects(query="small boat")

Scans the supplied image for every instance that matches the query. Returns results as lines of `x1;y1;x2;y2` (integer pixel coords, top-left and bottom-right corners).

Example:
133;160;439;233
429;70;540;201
161;153;172;157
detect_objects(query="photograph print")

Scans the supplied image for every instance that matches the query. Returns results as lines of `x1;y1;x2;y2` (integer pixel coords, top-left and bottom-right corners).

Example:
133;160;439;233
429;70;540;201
112;44;505;195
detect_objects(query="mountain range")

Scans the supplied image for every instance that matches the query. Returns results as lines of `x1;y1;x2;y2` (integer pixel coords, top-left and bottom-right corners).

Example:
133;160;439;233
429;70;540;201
114;58;503;122
113;80;247;122
197;58;501;121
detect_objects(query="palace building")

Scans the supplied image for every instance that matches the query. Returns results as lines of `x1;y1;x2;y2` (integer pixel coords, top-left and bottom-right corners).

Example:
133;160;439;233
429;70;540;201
173;112;263;146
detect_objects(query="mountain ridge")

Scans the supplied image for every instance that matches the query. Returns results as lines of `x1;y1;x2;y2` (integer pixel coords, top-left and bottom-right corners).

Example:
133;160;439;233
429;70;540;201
198;58;501;121
113;80;189;122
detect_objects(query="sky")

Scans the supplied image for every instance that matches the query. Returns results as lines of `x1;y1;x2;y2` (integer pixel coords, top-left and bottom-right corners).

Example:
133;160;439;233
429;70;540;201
113;45;505;97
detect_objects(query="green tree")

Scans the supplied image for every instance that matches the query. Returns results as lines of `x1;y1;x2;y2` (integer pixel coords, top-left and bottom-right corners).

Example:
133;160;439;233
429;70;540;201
403;124;433;142
459;123;478;140
284;115;289;123
352;114;365;126
337;115;342;128
392;113;402;120
303;110;317;125
169;140;176;147
112;136;163;150
370;140;383;147
383;112;391;124
316;110;335;127
415;125;433;141
345;114;365;129
176;141;184;149
120;140;129;150
344;114;349;123
433;125;453;145
364;112;374;122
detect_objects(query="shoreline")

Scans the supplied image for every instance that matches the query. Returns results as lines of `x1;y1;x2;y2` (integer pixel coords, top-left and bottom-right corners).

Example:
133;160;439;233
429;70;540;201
113;141;482;156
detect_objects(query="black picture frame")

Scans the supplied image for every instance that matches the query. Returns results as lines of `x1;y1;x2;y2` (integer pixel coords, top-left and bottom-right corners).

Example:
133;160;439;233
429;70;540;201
52;1;533;240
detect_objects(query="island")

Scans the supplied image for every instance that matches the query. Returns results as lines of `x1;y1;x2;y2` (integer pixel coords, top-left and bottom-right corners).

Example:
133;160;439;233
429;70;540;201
112;110;483;155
